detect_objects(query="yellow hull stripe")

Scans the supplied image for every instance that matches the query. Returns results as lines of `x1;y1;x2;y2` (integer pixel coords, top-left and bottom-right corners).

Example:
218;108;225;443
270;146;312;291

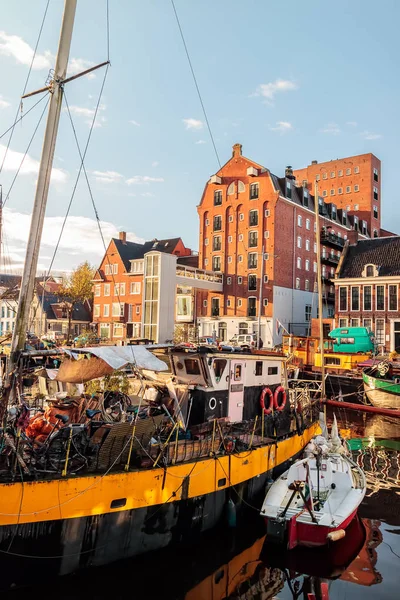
0;423;319;526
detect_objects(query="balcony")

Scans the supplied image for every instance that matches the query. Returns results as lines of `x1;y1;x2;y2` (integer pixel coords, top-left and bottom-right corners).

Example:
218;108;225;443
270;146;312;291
323;292;335;303
320;231;345;249
176;265;223;292
321;253;340;267
211;307;220;318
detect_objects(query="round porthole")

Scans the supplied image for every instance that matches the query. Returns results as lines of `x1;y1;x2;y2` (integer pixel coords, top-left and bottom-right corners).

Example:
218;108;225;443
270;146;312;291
176;361;184;370
209;397;217;410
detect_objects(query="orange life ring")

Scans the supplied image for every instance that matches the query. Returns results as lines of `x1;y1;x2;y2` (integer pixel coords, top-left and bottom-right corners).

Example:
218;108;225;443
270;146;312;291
260;387;274;415
273;386;287;412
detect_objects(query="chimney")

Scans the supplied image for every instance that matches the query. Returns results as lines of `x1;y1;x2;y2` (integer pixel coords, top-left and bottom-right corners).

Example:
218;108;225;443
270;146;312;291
232;143;242;158
348;229;358;246
285;165;295;180
119;231;127;244
311;160;318;165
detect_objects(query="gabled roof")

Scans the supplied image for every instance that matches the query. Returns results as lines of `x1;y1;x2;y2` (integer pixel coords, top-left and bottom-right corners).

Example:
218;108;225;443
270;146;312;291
338;236;400;278
48;302;91;322
112;237;184;271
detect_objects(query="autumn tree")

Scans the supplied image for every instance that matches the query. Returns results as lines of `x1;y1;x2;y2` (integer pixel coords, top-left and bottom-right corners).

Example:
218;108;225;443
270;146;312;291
58;261;95;341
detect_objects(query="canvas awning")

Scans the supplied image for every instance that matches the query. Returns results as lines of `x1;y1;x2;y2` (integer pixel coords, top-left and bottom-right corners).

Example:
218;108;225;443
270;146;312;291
62;345;168;372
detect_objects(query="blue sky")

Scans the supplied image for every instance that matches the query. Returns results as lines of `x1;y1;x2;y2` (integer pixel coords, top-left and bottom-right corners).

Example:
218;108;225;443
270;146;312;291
0;0;398;272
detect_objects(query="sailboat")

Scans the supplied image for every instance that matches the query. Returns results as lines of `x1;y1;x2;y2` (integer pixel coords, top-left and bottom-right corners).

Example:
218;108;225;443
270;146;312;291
0;0;321;590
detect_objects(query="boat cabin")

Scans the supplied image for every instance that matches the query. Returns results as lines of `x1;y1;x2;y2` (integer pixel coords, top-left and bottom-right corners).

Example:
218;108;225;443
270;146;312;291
328;327;375;354
170;349;287;426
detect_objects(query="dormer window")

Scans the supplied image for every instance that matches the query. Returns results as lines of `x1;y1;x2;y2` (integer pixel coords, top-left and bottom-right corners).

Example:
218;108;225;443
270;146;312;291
363;264;378;277
286;181;292;199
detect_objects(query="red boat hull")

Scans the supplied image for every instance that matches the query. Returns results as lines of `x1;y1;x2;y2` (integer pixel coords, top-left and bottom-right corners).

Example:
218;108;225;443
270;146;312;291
265;509;358;549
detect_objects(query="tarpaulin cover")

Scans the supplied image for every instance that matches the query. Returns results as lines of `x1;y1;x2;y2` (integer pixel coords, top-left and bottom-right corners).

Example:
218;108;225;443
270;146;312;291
56;356;114;383
62;345;168;372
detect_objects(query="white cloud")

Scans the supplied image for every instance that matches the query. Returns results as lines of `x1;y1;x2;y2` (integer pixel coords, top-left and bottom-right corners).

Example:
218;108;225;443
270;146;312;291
0;95;10;109
195;139;206;144
67;57;96;79
0;30;52;69
129;120;140;127
320;123;341;135
346;121;358;127
126;175;164;185
151;161;159;167
67;103;106;128
269;121;293;134
3;207;144;268
93;170;124;184
252;79;298;104
183;118;204;130
360;130;382;140
0;143;67;182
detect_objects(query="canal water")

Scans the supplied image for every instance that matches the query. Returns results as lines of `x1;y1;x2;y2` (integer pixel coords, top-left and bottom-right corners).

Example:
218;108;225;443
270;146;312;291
4;410;400;599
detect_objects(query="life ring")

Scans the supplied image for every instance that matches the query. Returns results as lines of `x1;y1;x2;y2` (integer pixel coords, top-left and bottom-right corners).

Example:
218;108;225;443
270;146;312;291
209;397;217;411
273;386;287;412
260;387;274;415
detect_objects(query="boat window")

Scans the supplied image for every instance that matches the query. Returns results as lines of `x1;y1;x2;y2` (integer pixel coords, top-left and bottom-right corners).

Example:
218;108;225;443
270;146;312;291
268;366;278;375
325;357;340;366
234;365;242;380
184;359;201;375
255;361;263;376
213;359;227;382
340;337;355;344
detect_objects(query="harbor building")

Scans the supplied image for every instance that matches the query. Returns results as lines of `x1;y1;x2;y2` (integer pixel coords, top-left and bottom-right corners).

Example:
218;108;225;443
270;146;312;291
334;233;400;352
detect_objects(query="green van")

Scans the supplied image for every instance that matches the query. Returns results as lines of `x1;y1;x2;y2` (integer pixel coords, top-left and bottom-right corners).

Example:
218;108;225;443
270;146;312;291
328;327;376;354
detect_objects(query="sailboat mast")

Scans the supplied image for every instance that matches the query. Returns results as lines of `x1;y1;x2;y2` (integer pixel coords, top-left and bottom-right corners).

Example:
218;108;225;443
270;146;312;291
314;181;326;400
7;1;77;377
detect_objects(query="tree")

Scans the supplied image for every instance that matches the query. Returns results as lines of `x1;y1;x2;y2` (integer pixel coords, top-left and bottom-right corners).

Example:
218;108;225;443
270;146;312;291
58;261;95;342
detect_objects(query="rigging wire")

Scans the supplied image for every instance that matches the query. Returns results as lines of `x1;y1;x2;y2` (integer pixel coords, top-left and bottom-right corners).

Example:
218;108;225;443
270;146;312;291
0;93;50;143
170;0;221;169
0;0;51;177
106;0;110;63
2;96;50;209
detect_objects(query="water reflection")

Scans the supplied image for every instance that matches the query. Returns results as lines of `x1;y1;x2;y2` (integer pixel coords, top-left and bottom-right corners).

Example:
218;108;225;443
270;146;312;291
4;412;400;599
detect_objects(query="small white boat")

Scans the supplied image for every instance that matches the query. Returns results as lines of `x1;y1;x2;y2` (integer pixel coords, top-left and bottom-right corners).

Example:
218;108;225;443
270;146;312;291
260;425;366;549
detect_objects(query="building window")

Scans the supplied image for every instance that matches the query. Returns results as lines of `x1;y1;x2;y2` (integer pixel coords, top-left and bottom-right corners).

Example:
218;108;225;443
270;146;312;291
314;242;317;253
228;215;234;223
295;278;300;289
346;186;351;193
104;304;110;317
238;234;243;241
351;318;360;327
264;275;269;283
104;283;110;296
237;299;242;307
120;283;125;296
214;190;222;206
373;205;378;219
263;298;268;307
203;299;207;308
113;264;118;274
238;276;242;284
330;189;335;196
264;231;270;239
212;256;221;272
323;173;327;180
373;186;378;201
248;274;257;291
112;302;124;317
297;215;302;227
363;318;372;329
305;305;312;321
105;264;110;275
373;230;378;238
305;239;310;251
305;279;310;291
213;235;222;251
204;238;209;246
322;190;327;197
205;219;210;226
130;282;141;295
239;213;244;221
250;183;259;199
303;191;309;207
113;323;124;337
351;287;360;311
346;168;351;175
213;215;222;231
238;255;243;263
339;287;347;311
297;257;302;269
211;297;220;317
305;259;310;271
375;318;385;345
305;218;310;230
297;236;302;248
94;305;100;317
227;235;232;243
249;210;258;226
373;168;379;182
354;166;359;174
94;285;100;297
338;187;343;194
354;204;359;211
249;231;258;247
247;297;257;317
316;174;320;181
389;285;398;311
376;285;385;310
338;170;343;177
227;277;232;285
136;306;140;314
330;171;335;178
226;299;231;308
204;258;208;266
286;181;292;199
339;318;348;327
354;185;359;192
248;253;258;269
313;262;317;273
227;256;232;264
363;286;372;311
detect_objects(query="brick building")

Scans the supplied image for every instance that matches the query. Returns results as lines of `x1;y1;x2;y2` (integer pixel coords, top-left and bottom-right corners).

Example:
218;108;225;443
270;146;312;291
293;153;385;238
197;144;371;347
334;234;400;352
92;233;222;342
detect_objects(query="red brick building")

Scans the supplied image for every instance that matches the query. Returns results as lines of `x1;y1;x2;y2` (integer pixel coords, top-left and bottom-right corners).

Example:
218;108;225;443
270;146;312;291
334;234;400;352
293;153;383;238
92;233;192;341
197;144;371;346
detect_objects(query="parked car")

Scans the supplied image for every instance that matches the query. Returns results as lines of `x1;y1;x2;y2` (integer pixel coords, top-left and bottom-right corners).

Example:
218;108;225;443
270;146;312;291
199;336;220;346
229;333;258;349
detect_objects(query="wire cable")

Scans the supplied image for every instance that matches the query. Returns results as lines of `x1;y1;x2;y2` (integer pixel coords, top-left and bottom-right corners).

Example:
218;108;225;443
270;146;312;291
0;93;50;143
170;0;221;169
0;0;50;176
106;0;110;63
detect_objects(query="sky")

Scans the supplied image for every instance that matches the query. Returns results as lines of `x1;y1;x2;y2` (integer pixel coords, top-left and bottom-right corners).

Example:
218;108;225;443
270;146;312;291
0;0;399;273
